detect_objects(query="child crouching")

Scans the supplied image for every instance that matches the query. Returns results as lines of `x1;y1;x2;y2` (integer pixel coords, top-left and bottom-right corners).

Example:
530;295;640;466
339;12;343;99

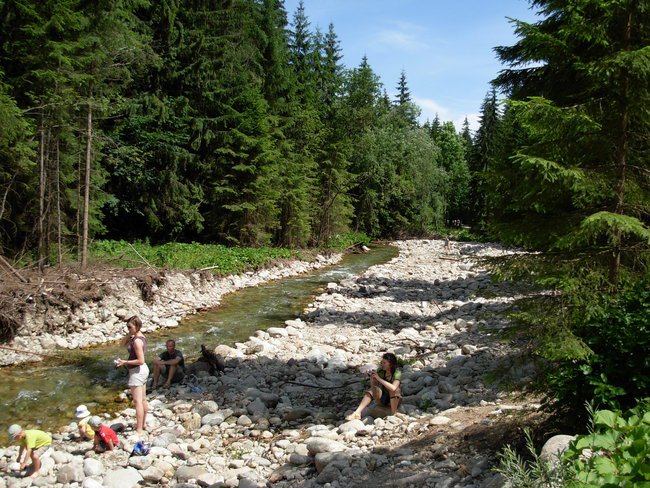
88;416;118;453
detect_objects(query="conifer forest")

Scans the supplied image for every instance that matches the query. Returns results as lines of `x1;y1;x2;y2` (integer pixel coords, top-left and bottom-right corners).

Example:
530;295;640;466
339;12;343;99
0;0;649;482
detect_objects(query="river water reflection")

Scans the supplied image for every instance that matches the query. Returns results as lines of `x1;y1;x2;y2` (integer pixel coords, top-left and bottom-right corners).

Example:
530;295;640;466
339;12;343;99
1;244;397;433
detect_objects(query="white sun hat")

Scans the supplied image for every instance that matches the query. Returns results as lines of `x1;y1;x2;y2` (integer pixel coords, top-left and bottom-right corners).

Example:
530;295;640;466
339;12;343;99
8;424;22;438
74;405;91;419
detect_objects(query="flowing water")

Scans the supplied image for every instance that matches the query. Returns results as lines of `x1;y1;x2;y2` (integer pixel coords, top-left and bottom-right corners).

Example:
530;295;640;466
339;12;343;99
0;245;397;434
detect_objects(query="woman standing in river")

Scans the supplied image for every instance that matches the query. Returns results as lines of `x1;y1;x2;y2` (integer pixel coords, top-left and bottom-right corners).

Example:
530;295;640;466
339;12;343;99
115;315;149;436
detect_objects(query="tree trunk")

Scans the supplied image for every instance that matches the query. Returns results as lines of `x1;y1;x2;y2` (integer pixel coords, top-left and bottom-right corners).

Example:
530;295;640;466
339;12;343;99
609;11;632;285
44;128;52;264
38;126;45;273
76;147;82;257
56;140;62;268
81;104;92;273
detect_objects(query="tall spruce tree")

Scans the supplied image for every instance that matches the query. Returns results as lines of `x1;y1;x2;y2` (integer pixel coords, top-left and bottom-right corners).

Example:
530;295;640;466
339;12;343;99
312;23;353;244
343;56;383;233
489;0;650;408
180;0;279;246
275;0;321;247
103;0;204;242
469;88;501;226
0;70;36;255
393;69;419;127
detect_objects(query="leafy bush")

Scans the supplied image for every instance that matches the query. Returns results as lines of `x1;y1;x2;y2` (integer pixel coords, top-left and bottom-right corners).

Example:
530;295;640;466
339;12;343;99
563;400;650;487
443;226;489;243
547;278;650;410
324;232;371;251
496;401;650;488
496;429;568;488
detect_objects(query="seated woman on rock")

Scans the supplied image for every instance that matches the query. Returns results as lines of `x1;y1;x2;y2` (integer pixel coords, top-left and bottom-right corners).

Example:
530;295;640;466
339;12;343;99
345;352;402;420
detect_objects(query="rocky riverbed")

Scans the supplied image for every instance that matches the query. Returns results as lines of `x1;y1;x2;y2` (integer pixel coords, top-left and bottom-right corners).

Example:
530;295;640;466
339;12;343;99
0;239;544;488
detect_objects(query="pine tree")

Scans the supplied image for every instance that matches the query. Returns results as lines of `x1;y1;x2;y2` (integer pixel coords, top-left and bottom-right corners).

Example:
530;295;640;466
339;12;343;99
460;117;473;151
274;0;323;247
488;0;650;407
429;113;441;142
198;0;279;246
0;70;36;255
392;69;419;126
103;0;204;242
491;0;649;280
343;56;384;233
312;22;353;244
469;88;501;226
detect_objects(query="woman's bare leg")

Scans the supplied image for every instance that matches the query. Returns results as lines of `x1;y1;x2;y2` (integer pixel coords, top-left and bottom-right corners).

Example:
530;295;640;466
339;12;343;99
389;396;402;415
131;385;148;434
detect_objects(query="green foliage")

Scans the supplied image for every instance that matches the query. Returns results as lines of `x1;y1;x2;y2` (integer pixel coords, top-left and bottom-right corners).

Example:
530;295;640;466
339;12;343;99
350;109;446;237
444;227;487;243
0;71;36;252
89;240;295;274
324;232;371;251
0;0;478;257
484;0;650;415
436;122;470;223
563;400;650;487
496;429;568;488
545;278;650;410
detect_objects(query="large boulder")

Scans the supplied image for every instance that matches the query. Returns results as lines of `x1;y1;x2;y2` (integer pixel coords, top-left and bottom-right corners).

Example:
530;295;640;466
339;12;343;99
83;458;104;477
540;435;576;464
103;467;143;488
175;465;209;482
306;438;346;456
56;464;84;484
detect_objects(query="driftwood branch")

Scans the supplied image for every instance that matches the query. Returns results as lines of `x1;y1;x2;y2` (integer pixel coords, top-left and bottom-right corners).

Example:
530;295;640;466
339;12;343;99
197;265;220;272
0;255;27;283
280;379;364;389
127;243;158;273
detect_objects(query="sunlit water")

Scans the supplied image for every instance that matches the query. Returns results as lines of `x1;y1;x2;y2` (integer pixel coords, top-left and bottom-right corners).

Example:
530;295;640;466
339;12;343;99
0;245;397;435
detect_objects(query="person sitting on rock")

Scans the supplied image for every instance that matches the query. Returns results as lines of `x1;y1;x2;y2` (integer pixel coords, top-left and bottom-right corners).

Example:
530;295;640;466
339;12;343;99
151;339;185;389
345;352;402;420
8;424;52;478
74;404;94;441
88;416;118;453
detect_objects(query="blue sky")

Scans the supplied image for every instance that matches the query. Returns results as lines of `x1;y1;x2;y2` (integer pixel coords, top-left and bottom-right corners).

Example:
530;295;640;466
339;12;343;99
283;0;539;131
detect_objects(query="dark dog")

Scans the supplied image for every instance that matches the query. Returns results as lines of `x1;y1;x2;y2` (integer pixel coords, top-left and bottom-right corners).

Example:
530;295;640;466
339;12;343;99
185;344;225;377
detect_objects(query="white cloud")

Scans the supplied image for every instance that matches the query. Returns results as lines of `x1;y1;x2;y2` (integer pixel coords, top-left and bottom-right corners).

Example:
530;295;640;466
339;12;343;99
374;21;429;50
414;96;480;133
413;96;451;120
375;30;428;50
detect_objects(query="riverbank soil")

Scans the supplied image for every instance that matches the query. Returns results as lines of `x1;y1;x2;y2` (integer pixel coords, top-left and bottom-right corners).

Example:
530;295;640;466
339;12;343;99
0;263;159;343
0;239;554;488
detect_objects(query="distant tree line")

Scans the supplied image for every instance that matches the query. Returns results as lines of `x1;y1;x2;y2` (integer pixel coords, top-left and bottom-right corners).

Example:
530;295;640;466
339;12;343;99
0;0;473;268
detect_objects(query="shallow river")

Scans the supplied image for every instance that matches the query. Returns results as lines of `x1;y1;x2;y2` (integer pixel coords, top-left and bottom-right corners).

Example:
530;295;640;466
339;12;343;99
0;245;397;434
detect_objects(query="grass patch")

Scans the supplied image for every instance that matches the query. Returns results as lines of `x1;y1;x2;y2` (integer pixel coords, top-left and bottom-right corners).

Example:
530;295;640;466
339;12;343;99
89;240;300;274
325;232;371;251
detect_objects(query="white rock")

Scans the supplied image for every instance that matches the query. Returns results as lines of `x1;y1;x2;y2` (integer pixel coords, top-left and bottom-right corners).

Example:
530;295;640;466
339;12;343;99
103;467;143;488
305;438;347;455
83;458;104;476
540;435;576;463
267;327;288;337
